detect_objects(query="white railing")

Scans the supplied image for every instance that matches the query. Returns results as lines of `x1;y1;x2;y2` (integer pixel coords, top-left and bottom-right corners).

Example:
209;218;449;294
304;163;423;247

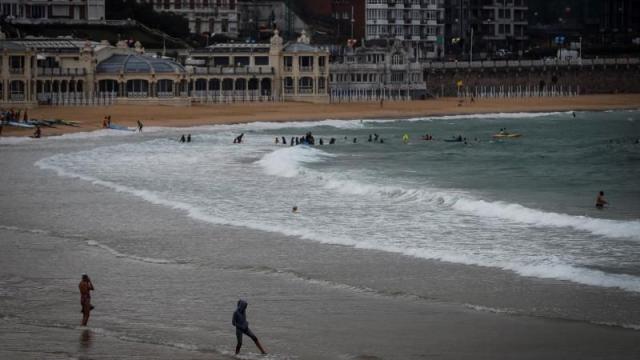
456;85;580;99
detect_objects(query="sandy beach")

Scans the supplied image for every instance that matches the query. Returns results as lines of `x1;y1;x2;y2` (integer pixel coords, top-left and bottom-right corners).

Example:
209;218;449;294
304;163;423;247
2;94;640;138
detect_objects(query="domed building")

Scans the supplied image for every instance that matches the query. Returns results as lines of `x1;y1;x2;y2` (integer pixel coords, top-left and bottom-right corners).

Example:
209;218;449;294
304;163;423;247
95;53;188;104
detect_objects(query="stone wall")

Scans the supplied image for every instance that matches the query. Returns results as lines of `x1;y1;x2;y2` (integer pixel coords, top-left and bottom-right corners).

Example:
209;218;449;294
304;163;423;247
424;63;640;97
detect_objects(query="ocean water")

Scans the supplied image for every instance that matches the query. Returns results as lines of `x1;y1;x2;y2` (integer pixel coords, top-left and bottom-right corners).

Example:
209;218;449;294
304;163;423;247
35;110;640;294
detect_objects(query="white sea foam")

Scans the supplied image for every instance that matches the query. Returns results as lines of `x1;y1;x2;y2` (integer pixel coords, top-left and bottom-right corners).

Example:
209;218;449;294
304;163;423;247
256;146;334;177
450;198;640;240
85;240;183;265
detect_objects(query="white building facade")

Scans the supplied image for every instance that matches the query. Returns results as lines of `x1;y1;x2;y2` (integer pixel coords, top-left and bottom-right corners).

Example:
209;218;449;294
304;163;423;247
148;0;238;37
0;0;105;21
365;0;445;60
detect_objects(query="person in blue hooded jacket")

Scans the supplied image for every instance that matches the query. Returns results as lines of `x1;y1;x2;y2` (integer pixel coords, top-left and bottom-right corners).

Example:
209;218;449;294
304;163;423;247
232;299;267;355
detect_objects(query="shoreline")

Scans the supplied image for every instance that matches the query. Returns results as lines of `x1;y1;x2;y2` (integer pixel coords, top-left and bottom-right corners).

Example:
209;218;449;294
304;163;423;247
2;94;640;138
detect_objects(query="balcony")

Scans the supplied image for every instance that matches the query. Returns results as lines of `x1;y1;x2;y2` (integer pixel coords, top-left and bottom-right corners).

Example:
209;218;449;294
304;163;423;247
299;66;314;73
191;66;275;75
37;68;86;76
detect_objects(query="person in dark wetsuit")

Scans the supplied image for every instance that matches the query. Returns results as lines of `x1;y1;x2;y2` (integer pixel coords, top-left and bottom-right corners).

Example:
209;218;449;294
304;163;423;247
232;300;267;355
329;137;336;144
180;135;186;143
187;134;191;143
595;191;608;209
282;136;287;145
32;126;41;138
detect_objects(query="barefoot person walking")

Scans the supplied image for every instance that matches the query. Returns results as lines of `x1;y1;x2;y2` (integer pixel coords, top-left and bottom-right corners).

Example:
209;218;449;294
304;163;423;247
232;299;267;355
79;274;94;326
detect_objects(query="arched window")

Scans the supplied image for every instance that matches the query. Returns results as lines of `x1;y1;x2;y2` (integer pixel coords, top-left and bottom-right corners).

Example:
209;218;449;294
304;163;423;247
298;77;313;94
209;78;221;91
126;79;149;97
156;79;174;97
98;79;119;93
10;80;25;101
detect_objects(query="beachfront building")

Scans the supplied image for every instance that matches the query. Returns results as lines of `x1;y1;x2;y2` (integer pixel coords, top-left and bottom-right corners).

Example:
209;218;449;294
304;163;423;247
364;0;445;60
329;39;426;101
0;30;330;106
148;0;238;37
0;0;105;22
187;30;330;103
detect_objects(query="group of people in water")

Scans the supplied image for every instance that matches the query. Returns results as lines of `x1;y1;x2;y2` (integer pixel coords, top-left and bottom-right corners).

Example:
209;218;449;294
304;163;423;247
272;132;388;146
179;134;192;143
78;274;266;355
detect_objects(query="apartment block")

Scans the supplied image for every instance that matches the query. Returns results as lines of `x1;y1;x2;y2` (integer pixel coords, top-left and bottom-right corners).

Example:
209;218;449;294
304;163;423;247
0;0;105;21
364;0;445;60
149;0;238;37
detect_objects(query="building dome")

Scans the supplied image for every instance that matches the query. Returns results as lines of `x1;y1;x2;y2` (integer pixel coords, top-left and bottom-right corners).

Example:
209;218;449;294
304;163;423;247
96;54;185;74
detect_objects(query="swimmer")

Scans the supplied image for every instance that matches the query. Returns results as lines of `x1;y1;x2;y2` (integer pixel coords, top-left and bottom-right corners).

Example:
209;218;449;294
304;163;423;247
292;206;298;213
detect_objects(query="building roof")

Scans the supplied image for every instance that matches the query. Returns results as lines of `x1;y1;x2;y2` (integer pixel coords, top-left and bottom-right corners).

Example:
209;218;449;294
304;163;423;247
283;42;321;53
198;43;271;54
96;54;185;74
0;38;109;53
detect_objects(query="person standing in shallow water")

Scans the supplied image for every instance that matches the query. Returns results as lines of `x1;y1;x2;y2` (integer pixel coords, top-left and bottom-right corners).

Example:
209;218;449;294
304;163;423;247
79;274;94;326
595;191;608;209
232;299;267;355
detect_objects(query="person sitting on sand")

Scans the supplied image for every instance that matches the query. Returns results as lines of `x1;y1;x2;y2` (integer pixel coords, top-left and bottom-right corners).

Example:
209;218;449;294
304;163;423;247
595;191;608;209
232;300;267;355
79;274;95;326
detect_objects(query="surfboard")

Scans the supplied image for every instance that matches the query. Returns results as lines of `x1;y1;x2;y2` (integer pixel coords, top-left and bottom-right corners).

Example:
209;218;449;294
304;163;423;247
492;133;522;139
108;124;135;131
6;121;35;128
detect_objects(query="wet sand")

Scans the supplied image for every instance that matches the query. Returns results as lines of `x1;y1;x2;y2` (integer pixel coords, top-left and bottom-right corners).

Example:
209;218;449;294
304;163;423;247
2;94;640;138
1;129;639;359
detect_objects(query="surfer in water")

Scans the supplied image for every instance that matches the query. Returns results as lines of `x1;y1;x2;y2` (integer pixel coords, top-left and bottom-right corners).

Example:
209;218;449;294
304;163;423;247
232;300;267;355
179;135;186;143
595;191;608;209
79;274;94;326
233;133;244;144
